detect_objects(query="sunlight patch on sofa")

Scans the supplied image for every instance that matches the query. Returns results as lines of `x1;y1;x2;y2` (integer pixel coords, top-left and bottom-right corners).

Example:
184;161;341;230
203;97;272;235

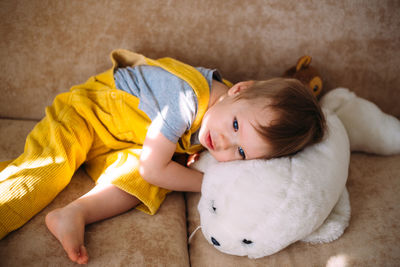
326;253;350;267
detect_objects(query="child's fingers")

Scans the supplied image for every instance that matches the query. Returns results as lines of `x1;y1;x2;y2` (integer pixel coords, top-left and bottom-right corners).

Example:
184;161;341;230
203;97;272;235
187;153;200;167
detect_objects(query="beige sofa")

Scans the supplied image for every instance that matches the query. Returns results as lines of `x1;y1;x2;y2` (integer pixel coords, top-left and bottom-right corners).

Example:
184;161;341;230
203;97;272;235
1;0;399;266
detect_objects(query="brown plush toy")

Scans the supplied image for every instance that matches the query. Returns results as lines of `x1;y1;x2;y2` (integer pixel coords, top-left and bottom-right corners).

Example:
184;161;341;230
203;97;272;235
283;55;323;97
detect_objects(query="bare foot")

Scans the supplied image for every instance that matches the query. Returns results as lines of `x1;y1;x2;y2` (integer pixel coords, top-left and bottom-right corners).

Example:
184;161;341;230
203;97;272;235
45;205;89;264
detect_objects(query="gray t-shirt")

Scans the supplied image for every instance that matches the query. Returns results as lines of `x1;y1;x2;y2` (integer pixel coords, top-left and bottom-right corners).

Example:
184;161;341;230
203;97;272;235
114;65;220;144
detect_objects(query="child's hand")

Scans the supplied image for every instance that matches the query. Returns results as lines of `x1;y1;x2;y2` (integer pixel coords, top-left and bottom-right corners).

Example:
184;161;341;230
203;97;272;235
172;153;189;166
186;153;200;167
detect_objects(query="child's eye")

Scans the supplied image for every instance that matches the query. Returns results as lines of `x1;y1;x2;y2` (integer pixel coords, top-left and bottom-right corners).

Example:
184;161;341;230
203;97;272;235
238;147;246;160
233;118;239;132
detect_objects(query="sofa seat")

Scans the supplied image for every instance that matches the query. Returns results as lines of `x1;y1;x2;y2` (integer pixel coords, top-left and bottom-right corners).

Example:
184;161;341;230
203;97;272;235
2;118;399;266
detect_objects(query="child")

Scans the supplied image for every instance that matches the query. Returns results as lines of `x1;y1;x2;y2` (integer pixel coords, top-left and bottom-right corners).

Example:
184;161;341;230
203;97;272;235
0;49;325;264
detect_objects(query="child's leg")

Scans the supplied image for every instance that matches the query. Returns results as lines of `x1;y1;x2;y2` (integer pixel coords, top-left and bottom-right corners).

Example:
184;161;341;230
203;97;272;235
43;147;168;264
85;147;171;215
0;93;92;239
45;183;139;265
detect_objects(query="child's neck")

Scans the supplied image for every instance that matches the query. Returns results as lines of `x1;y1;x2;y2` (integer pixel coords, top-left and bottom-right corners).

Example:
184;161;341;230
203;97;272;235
209;80;229;108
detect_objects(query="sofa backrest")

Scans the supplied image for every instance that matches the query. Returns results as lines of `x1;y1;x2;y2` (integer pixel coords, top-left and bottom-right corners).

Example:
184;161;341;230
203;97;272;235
1;0;399;120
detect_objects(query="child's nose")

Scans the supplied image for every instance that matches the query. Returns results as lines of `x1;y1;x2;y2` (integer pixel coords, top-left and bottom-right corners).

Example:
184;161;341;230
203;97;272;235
218;133;232;150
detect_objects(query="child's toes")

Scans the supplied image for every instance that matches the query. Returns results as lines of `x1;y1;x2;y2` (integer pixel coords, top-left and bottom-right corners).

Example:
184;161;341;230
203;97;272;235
76;245;89;265
65;247;80;263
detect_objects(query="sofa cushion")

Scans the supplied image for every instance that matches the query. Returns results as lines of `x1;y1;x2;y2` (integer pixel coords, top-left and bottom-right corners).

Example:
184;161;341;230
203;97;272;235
186;153;400;266
0;119;190;266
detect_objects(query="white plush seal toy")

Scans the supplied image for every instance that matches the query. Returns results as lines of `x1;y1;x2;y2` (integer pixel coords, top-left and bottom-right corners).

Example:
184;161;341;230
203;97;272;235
190;88;400;259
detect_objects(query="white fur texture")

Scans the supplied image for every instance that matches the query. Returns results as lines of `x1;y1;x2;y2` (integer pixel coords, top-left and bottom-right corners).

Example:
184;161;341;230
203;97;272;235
320;88;400;155
193;112;349;258
191;88;400;259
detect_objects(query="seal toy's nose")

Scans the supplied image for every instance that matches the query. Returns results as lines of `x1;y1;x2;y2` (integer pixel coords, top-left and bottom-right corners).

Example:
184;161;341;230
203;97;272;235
211;237;220;246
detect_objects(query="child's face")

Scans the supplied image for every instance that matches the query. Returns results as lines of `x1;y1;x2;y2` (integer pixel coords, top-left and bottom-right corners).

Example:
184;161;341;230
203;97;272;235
199;82;275;162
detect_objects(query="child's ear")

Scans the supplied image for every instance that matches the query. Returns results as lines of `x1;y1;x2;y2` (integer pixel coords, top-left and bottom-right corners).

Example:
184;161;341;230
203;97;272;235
228;81;254;96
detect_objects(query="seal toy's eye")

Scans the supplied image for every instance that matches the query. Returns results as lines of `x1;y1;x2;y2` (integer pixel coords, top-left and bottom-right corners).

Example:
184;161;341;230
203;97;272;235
242;239;253;245
211;237;220;246
211;200;217;213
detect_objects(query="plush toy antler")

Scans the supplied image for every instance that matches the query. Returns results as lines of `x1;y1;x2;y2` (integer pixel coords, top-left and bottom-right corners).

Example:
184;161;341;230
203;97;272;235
283;55;323;97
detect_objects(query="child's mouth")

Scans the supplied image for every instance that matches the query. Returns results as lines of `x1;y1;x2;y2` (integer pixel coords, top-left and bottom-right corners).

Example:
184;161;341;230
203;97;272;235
206;131;214;150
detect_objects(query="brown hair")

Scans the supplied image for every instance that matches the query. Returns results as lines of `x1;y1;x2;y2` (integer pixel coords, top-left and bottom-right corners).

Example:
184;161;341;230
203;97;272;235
235;78;326;158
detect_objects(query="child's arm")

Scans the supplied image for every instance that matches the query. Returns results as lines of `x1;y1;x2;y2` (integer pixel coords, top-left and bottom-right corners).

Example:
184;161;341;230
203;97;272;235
139;125;203;192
